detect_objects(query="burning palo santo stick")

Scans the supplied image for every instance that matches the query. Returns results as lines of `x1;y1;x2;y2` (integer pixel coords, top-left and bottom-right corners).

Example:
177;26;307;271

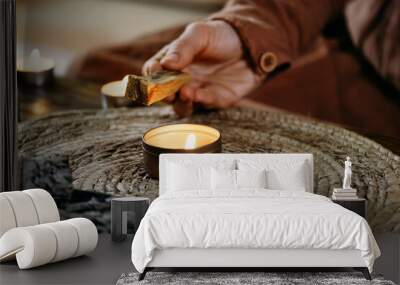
125;71;191;106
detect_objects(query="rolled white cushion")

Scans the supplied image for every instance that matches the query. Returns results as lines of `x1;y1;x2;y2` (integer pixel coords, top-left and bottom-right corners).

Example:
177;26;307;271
0;191;39;227
23;189;59;224
0;226;57;269
0;196;17;237
65;218;98;257
0;218;98;269
42;221;79;262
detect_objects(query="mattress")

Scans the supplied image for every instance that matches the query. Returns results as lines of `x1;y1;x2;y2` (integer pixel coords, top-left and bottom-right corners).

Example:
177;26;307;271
131;190;380;273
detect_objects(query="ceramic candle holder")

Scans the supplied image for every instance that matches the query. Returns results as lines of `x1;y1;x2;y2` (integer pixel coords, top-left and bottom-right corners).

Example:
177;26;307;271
142;124;222;178
17;49;55;87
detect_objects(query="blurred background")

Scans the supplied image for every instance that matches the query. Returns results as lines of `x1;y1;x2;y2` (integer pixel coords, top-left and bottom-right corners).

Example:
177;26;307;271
16;0;400;145
17;0;222;77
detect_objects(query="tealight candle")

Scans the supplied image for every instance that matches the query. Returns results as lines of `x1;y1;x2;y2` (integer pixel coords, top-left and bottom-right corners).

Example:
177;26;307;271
17;49;55;87
142;124;222;178
101;75;131;110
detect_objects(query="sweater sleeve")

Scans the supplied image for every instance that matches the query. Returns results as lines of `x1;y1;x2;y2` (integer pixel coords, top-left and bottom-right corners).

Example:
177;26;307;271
209;0;348;75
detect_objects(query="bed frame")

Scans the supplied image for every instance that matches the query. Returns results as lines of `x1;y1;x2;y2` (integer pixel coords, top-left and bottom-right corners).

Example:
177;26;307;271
140;248;370;280
139;154;371;280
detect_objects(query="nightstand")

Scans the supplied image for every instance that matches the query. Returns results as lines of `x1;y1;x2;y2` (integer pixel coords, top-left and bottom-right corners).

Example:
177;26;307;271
332;198;366;218
111;197;150;242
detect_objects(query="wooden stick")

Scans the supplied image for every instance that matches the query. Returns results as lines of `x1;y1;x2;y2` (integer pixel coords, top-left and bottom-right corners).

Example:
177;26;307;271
125;71;191;106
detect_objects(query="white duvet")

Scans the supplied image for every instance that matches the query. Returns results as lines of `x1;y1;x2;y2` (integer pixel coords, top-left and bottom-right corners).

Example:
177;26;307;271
131;190;380;273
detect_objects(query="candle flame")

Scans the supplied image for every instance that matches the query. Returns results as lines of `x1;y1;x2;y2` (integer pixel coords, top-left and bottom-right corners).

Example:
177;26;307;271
30;49;41;62
184;133;197;149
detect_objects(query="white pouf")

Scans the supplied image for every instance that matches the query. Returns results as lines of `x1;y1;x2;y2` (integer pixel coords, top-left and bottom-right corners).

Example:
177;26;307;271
1;191;39;227
0;226;57;268
0;189;60;237
23;189;60;224
42;221;79;262
0;218;98;269
65;218;98;257
0;196;17;237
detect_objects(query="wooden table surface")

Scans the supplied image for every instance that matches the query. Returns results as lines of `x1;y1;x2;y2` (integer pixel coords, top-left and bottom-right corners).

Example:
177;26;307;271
18;78;400;156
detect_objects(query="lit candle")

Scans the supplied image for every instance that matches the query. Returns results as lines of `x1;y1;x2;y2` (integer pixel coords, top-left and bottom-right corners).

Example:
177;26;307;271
142;124;221;178
101;75;130;109
17;49;55;87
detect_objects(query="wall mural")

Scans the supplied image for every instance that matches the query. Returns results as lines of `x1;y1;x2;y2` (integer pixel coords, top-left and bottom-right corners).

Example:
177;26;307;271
18;106;400;233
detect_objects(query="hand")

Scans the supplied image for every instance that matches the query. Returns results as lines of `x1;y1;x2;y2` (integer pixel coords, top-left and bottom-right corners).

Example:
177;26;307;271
142;20;263;116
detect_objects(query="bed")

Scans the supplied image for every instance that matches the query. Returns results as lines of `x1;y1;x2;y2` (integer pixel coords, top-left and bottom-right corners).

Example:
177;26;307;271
131;153;380;280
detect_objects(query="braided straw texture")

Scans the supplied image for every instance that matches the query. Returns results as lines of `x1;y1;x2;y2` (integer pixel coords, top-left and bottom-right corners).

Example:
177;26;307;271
18;106;400;232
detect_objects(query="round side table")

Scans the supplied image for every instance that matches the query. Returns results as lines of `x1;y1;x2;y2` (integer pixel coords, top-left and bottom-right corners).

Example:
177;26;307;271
111;197;150;242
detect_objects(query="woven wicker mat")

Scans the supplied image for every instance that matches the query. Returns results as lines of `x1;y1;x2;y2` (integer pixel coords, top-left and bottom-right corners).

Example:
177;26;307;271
18;106;400;232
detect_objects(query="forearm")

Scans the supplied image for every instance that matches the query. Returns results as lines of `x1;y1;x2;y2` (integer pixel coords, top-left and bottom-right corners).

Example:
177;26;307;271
209;0;348;75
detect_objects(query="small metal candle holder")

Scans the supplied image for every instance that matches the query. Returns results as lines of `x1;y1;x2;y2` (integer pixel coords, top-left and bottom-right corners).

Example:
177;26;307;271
142;124;222;178
100;78;131;110
17;49;55;88
17;68;54;87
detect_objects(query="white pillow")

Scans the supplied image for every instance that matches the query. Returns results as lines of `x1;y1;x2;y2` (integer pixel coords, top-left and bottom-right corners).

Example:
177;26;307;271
211;168;236;190
267;168;307;191
166;159;236;170
167;162;211;191
211;169;268;190
238;159;309;191
236;169;267;188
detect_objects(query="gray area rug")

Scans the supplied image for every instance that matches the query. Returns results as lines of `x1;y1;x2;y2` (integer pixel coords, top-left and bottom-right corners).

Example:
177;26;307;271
116;272;395;285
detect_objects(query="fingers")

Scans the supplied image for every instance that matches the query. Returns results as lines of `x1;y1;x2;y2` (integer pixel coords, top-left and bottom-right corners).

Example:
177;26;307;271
162;79;202;104
160;22;208;70
171;80;201;116
179;80;202;102
172;81;241;117
142;22;208;74
143;20;243;77
142;46;169;75
170;82;241;117
173;98;194;118
171;81;200;117
194;84;241;109
163;94;176;103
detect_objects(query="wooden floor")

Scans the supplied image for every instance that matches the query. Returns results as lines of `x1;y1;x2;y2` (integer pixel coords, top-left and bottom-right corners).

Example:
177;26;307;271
0;233;399;285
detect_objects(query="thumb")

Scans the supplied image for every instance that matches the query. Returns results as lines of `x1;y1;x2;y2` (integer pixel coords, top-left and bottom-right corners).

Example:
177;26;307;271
161;22;208;70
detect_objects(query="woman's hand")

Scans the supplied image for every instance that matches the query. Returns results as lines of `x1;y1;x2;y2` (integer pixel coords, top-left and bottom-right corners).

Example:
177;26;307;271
142;20;263;116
